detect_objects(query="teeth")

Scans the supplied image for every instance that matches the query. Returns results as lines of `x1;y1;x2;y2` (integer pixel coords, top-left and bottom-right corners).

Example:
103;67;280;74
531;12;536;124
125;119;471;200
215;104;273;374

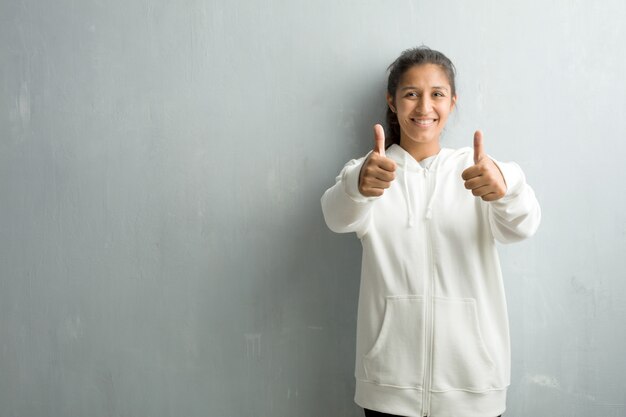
414;119;435;125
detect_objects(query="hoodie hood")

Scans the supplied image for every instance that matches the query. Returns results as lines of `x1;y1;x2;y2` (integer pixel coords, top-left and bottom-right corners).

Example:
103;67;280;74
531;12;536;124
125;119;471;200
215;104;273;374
385;144;449;226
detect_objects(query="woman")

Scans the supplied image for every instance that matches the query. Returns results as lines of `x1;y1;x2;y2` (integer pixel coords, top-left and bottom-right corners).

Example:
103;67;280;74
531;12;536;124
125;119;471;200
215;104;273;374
321;47;541;417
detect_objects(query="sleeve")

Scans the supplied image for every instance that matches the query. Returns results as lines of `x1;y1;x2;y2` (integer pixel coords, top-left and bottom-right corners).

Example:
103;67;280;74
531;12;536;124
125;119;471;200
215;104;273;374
320;153;380;235
486;159;542;244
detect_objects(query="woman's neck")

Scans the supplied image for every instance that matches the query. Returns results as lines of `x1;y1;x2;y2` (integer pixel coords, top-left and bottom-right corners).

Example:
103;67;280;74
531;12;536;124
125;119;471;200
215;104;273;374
399;139;441;162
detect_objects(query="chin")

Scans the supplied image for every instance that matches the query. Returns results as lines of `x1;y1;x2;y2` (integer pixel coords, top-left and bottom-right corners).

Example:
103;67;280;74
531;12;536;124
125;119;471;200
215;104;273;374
406;134;438;145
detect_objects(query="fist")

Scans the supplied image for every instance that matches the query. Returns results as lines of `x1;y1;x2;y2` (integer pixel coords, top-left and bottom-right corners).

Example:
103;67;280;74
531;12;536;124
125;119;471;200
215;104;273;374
461;130;507;201
358;124;397;197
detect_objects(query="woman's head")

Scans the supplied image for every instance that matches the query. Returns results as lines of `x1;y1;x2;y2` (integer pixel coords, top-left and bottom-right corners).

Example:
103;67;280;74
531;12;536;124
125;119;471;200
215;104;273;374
385;47;457;149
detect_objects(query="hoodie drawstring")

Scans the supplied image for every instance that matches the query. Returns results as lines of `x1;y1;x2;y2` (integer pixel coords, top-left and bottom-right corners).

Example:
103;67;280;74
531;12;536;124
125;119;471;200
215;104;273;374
402;152;414;227
425;151;442;220
401;150;442;226
425;167;439;220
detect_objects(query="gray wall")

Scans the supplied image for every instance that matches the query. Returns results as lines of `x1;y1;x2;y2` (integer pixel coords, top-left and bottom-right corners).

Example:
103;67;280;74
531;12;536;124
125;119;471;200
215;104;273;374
1;1;625;416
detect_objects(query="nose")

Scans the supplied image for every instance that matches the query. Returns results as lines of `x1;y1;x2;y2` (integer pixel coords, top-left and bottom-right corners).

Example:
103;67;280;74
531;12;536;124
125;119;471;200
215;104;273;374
416;95;432;114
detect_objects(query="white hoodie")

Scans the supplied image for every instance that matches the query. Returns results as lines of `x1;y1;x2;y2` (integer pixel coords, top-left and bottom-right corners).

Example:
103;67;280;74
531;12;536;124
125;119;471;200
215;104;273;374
321;144;541;417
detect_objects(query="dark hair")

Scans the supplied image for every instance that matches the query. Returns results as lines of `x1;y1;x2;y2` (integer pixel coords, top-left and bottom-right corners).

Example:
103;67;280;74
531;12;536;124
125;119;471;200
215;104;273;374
385;46;457;146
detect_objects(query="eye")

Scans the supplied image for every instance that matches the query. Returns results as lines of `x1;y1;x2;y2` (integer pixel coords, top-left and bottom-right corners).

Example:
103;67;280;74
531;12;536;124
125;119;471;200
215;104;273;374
433;91;446;98
405;91;418;98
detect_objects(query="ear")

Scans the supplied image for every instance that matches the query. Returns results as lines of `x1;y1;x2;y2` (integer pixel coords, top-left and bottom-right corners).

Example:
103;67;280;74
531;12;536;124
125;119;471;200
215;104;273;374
450;94;457;111
386;92;396;113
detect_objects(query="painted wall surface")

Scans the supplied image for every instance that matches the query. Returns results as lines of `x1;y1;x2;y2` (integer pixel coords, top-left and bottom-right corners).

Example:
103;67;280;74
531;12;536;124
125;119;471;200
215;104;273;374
1;1;625;416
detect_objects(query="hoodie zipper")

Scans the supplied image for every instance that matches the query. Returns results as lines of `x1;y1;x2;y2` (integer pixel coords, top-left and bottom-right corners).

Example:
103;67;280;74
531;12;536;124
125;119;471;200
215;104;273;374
421;167;435;417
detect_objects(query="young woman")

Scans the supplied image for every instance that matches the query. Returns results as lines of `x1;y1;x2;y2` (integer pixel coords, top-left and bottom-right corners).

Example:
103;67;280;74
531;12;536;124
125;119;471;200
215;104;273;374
321;47;541;417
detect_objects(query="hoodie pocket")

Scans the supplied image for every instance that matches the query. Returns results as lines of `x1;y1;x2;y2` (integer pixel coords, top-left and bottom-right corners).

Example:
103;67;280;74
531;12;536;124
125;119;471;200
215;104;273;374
431;297;498;391
362;295;425;388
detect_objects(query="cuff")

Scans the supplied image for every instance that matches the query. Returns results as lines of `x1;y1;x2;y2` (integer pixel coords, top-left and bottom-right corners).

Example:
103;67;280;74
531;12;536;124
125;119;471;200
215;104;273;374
343;152;381;203
491;159;525;199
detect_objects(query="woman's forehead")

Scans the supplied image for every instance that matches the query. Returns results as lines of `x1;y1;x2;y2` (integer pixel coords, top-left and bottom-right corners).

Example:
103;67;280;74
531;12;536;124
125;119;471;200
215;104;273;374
398;64;451;89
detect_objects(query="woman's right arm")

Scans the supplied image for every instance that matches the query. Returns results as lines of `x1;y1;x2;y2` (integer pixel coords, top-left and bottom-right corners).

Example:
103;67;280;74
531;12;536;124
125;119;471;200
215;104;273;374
321;125;395;235
320;156;377;235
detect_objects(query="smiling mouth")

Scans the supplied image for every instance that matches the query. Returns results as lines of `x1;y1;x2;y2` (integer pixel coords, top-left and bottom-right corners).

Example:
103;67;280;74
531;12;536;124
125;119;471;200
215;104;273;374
411;118;437;127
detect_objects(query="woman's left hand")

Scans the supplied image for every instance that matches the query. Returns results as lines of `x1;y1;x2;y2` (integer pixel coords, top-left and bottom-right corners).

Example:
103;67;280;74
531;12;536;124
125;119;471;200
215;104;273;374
461;130;507;202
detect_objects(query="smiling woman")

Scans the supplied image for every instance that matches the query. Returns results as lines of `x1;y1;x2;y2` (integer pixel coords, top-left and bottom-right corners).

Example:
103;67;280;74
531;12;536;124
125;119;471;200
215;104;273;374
386;63;457;162
321;46;541;417
384;48;457;145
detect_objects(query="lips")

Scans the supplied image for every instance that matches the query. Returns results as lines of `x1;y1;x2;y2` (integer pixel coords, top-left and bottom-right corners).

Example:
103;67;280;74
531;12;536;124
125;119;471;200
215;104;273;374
411;118;437;127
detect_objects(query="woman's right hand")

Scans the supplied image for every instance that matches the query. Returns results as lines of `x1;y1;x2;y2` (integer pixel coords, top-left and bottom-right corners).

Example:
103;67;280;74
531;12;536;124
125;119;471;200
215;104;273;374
358;124;397;197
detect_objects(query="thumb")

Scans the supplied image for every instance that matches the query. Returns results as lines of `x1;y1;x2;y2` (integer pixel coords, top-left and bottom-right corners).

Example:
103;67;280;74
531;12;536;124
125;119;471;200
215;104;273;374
373;124;386;156
473;130;485;164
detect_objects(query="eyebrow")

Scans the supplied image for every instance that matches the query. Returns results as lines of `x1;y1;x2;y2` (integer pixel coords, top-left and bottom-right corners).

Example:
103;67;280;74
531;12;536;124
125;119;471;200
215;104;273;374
400;85;450;92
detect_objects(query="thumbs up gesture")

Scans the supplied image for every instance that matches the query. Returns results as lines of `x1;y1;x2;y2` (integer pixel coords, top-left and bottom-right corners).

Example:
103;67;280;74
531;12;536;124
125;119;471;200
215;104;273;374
358;124;397;197
461;130;507;201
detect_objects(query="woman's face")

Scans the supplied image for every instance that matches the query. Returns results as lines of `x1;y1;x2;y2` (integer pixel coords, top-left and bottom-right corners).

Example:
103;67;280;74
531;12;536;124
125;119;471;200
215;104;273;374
387;64;456;151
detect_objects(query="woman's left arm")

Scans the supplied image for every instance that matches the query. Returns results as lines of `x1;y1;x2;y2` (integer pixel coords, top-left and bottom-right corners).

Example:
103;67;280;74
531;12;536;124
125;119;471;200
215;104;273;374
461;131;541;244
485;159;542;244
